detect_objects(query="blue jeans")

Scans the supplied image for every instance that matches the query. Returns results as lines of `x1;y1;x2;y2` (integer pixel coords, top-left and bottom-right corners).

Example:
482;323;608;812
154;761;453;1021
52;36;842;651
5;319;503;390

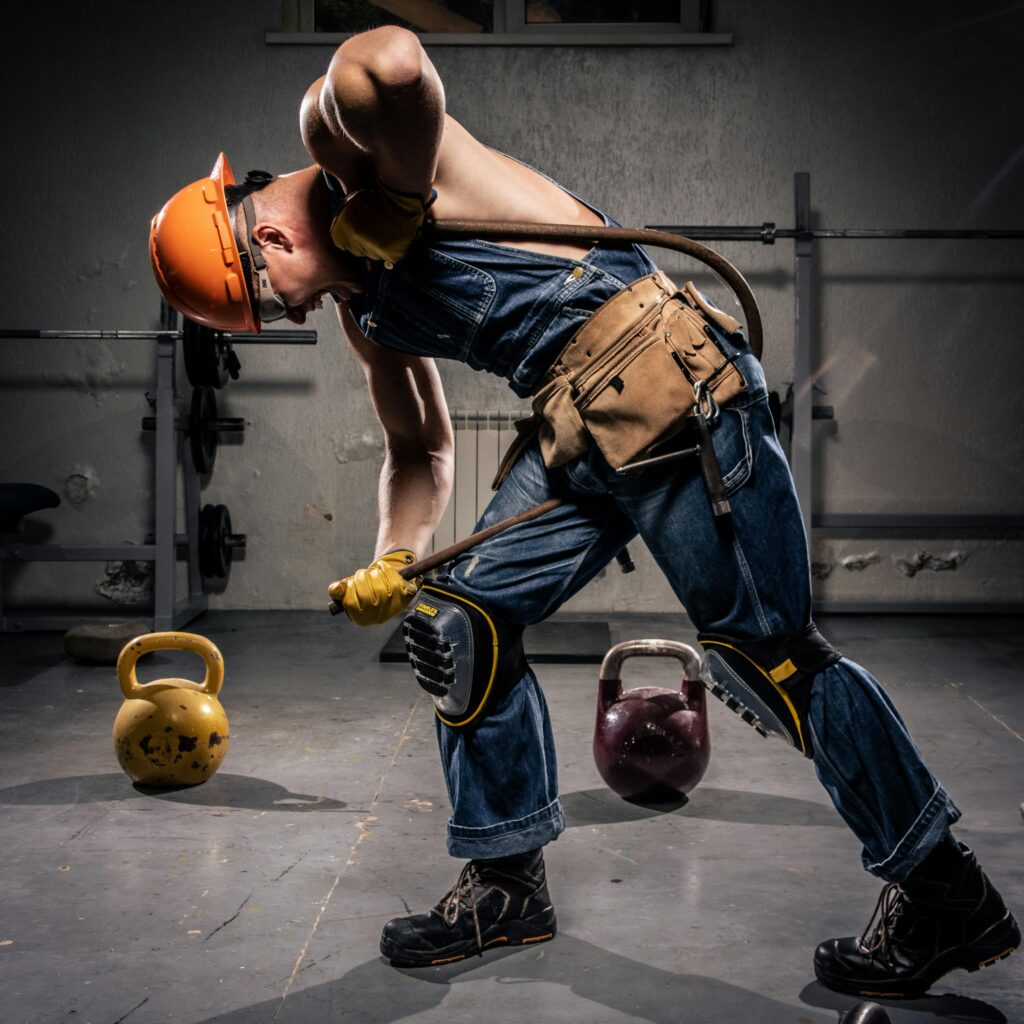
434;335;960;884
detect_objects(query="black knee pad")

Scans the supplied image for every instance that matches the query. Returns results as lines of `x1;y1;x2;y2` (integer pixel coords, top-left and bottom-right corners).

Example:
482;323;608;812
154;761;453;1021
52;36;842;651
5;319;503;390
402;583;526;730
697;623;841;757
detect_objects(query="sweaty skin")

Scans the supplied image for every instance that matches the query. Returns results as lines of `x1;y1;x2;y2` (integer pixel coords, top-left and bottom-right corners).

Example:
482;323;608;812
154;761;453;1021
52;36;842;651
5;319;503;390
299;26;603;568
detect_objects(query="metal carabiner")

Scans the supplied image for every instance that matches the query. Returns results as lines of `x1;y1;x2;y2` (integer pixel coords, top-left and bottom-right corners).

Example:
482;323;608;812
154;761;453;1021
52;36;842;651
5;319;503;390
693;379;720;426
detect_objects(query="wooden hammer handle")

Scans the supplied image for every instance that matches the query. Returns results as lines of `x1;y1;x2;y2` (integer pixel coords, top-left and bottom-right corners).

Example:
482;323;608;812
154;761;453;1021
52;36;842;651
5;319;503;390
328;497;565;615
399;497;565;579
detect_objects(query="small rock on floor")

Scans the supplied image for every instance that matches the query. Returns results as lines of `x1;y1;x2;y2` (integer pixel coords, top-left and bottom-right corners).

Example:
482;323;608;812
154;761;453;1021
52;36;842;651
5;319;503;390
63;620;151;664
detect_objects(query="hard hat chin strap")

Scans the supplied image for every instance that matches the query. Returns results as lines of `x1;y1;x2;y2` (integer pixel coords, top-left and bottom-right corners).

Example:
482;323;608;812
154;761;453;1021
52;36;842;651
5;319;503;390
239;194;289;323
226;170;289;324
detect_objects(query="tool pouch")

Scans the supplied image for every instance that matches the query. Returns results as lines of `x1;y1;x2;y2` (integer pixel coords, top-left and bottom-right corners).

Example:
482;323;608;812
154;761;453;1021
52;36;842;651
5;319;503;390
494;272;748;488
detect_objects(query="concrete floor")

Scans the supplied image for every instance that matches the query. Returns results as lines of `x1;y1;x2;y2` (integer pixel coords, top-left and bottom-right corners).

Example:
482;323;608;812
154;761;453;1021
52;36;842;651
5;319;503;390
1;613;1021;1024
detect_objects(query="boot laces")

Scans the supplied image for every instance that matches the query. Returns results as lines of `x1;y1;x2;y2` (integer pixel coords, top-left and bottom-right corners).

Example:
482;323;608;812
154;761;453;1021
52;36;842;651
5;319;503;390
859;882;911;958
440;862;485;953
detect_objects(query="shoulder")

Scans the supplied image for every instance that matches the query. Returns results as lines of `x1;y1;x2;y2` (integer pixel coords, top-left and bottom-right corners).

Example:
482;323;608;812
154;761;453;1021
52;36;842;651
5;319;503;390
299;76;331;157
299;75;366;183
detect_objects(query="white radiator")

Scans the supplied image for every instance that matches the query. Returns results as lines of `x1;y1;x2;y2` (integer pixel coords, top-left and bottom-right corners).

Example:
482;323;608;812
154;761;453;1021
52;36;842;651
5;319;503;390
433;410;528;551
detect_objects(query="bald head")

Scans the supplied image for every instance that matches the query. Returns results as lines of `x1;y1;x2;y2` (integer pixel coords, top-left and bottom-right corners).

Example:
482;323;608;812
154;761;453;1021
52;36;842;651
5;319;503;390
251;166;332;246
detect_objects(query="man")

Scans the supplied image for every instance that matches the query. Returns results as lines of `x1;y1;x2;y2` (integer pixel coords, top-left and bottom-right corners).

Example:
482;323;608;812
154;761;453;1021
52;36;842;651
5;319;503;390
150;26;1018;997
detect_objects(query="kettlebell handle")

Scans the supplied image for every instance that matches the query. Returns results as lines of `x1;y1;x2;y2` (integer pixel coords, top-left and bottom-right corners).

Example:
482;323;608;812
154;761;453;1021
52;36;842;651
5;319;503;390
599;639;702;689
117;631;225;701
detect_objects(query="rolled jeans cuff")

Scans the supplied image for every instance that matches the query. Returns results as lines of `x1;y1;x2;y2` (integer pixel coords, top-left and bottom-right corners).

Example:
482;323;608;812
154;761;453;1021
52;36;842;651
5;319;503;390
864;783;962;883
446;797;566;859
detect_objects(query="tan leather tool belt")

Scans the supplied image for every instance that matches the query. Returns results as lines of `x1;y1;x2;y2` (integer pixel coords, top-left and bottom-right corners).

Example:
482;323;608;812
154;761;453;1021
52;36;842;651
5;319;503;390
493;272;748;488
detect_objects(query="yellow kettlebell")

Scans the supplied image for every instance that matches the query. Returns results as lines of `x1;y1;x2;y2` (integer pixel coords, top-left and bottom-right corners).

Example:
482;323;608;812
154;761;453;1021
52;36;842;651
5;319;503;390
113;632;230;787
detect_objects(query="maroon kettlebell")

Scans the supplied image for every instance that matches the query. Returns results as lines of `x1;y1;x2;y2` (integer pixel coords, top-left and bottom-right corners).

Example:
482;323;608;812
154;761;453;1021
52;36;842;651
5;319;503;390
594;639;710;802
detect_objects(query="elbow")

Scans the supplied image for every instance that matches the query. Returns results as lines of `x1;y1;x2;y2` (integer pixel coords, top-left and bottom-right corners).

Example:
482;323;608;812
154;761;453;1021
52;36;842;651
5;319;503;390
385;430;453;481
429;411;455;484
431;437;455;495
338;26;426;93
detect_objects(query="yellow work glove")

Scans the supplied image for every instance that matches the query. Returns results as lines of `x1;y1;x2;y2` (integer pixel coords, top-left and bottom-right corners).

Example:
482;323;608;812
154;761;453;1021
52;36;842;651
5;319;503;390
329;182;436;268
328;550;420;627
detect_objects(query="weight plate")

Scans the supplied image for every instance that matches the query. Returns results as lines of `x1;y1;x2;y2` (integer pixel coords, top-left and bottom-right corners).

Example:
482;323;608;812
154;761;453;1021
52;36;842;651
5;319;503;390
183;318;237;390
189;387;218;475
198;504;215;579
199;503;233;580
214;505;232;579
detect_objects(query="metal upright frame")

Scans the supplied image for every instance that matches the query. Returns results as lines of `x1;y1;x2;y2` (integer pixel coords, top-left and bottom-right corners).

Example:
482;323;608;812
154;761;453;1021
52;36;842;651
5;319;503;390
1;323;204;631
152;315;206;630
652;172;1024;612
0;315;317;632
791;172;814;544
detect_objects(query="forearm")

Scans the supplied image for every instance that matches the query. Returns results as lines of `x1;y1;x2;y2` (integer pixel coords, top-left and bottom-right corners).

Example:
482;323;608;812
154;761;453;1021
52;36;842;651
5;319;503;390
323;27;445;196
374;447;453;559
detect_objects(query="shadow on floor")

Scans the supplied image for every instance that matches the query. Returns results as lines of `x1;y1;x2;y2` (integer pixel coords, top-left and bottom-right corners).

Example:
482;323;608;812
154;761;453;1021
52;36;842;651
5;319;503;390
0;647;177;687
189;932;1010;1024
0;650;66;686
0;772;350;812
799;980;1009;1023
562;785;843;828
202;933;822;1024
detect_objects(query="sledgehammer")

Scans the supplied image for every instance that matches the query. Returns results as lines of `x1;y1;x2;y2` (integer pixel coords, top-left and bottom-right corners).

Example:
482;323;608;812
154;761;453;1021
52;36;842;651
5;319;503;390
327;497;566;616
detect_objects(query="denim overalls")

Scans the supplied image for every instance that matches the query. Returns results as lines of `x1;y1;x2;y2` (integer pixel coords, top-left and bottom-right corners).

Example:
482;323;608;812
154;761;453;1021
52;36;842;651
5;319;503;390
341;172;960;883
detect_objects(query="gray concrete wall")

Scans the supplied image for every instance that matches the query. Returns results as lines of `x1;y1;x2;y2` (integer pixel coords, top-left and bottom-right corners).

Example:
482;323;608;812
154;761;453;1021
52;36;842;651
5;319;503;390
1;0;1022;616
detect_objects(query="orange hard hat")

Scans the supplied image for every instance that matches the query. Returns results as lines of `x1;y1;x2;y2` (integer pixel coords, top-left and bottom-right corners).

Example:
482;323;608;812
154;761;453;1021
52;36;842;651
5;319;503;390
149;153;259;333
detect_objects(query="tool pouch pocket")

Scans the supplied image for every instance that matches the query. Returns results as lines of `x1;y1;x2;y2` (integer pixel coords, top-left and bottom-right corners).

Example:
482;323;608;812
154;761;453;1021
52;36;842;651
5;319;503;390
530;273;748;474
577;318;699;469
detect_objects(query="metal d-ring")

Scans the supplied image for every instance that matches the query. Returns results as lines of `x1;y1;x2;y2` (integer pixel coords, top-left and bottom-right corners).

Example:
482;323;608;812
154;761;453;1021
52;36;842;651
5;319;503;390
693;379;720;426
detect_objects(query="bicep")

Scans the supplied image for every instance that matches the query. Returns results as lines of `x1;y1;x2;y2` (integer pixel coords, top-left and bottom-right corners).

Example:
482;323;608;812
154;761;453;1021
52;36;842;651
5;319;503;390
300;77;332;157
300;75;365;176
318;28;444;193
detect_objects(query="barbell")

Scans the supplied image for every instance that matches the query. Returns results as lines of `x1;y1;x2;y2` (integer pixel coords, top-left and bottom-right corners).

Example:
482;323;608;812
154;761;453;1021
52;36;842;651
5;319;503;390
0;325;318;390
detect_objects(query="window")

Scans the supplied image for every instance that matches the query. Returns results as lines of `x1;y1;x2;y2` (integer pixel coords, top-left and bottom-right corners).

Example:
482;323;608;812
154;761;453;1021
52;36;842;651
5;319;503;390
271;0;731;45
314;0;495;34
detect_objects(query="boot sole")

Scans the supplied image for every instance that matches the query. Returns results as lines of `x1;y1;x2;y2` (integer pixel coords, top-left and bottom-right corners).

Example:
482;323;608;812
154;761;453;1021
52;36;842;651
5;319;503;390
381;911;557;968
815;911;1020;998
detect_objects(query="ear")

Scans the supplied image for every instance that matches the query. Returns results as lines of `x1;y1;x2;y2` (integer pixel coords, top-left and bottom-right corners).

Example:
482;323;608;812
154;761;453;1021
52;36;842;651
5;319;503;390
252;222;294;253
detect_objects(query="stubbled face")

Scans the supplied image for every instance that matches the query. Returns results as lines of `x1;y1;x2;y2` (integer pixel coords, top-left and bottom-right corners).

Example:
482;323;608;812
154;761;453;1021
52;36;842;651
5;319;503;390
261;235;366;325
242;171;367;326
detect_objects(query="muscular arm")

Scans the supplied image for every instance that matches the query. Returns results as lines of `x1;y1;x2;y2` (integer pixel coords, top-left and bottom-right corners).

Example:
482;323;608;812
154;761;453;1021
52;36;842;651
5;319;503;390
300;26;445;198
337;303;453;560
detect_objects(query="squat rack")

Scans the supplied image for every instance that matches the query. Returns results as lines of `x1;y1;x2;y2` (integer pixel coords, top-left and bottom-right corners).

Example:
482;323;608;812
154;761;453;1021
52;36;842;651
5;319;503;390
0;314;317;631
653;172;1024;613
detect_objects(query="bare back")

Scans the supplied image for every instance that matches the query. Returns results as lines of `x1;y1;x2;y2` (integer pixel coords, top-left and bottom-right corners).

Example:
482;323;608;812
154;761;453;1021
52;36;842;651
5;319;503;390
302;72;602;261
430;116;604;259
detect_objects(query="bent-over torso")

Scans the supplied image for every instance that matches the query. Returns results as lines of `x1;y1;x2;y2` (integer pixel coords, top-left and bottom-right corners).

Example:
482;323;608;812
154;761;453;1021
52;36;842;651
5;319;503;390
335;170;657;397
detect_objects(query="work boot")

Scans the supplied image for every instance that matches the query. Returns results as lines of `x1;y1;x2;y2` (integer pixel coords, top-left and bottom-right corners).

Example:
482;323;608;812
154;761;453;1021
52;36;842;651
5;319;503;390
380;848;557;967
814;840;1020;998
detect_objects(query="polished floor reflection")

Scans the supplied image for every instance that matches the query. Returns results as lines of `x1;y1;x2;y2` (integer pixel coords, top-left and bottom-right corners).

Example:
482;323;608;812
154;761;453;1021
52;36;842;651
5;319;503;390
1;612;1021;1023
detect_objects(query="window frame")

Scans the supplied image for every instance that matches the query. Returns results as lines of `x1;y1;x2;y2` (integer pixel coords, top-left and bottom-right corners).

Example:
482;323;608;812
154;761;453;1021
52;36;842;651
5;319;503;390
269;0;732;45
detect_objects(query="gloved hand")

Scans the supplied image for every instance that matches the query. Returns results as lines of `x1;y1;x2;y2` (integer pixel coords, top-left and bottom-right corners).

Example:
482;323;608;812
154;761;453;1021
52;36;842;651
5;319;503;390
328;550;421;627
329;181;437;268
